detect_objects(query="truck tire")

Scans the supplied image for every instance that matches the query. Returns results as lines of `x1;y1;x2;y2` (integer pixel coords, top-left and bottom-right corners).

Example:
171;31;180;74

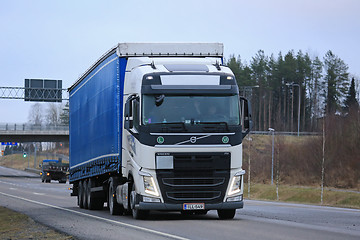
83;179;88;209
87;178;104;210
78;181;84;208
108;177;123;215
217;209;236;219
130;183;149;220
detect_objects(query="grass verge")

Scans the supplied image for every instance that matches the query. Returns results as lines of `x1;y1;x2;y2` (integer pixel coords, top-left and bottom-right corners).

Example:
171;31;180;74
0;153;69;171
245;183;360;209
0;206;74;239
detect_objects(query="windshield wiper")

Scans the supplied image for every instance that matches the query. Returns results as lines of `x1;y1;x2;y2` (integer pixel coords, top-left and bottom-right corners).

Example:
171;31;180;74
198;121;230;132
152;122;187;132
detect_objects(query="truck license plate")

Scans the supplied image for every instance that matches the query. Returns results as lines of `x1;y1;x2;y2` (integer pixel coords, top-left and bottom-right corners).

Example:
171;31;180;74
183;203;205;210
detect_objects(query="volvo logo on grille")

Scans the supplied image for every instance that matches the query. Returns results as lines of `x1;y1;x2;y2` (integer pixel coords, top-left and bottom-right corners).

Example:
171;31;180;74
190;136;197;143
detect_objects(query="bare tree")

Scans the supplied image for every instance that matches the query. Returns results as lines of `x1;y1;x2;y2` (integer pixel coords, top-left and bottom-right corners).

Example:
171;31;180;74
46;103;63;125
28;103;43;125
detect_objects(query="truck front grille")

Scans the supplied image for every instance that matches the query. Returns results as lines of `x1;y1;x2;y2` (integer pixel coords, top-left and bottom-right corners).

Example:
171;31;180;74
156;152;230;204
162;177;225;187
166;191;221;201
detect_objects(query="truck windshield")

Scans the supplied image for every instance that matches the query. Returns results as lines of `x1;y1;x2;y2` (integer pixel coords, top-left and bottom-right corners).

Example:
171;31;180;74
142;95;240;125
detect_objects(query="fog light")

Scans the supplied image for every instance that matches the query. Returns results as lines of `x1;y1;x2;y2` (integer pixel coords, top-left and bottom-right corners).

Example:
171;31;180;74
143;196;161;203
227;195;243;202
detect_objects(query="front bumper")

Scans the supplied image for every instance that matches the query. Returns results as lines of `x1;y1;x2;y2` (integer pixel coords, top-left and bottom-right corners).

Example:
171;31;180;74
137;200;244;211
41;171;66;180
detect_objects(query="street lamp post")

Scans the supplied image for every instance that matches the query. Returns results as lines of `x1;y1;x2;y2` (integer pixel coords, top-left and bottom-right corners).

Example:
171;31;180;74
268;128;275;185
286;83;301;136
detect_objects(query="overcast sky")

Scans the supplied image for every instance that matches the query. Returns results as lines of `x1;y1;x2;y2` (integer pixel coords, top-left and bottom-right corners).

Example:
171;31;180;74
0;0;359;123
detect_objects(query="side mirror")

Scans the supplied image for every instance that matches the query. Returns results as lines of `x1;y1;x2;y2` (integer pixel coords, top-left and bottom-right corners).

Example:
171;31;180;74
155;94;165;106
240;97;252;135
124;100;133;130
124;95;138;130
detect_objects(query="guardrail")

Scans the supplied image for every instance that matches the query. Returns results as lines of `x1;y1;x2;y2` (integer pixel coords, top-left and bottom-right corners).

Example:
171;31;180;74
0;123;68;132
250;131;322;136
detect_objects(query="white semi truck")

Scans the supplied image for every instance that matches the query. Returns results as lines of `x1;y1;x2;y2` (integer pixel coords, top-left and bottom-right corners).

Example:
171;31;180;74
68;43;252;219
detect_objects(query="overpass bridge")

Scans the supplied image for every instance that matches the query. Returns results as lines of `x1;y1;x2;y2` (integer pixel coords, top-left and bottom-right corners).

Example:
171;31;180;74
1;123;321;143
0;123;69;142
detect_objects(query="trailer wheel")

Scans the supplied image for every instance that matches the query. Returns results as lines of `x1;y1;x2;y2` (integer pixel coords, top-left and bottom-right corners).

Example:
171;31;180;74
108;177;123;215
83;179;88;209
217;209;236;219
130;183;149;220
78;181;84;208
87;178;104;210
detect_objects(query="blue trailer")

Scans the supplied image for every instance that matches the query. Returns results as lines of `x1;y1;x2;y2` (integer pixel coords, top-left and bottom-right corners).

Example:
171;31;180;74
69;51;124;181
68;43;251;219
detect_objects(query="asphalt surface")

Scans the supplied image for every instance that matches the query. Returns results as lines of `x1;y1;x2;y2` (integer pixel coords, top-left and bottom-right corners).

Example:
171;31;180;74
0;166;359;240
0;166;40;178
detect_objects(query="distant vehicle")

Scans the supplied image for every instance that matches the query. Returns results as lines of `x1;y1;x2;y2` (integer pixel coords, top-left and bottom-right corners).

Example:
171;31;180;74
40;159;69;183
68;43;252;219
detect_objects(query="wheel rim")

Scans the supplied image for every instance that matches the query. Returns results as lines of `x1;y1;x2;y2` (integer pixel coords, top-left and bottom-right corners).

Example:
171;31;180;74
87;180;91;207
109;185;113;213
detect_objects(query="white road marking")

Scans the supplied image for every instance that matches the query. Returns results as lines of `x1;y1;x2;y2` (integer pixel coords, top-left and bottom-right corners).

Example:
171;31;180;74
33;192;45;195
0;191;190;240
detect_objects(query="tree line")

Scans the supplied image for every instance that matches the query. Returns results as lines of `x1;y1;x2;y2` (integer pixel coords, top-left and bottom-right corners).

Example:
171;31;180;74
28;102;69;126
27;50;359;133
227;50;359;132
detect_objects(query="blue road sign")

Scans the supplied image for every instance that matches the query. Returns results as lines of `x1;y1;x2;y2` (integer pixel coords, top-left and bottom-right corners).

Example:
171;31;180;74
1;142;18;146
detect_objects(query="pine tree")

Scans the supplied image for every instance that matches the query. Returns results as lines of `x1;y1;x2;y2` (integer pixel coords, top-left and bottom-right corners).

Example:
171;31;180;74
344;77;359;113
227;55;253;89
251;50;269;130
309;56;323;130
227;55;242;82
323;51;349;115
60;102;69;125
283;51;297;131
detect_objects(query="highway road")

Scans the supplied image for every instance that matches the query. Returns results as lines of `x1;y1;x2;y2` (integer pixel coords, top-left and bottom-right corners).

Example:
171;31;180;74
0;166;359;240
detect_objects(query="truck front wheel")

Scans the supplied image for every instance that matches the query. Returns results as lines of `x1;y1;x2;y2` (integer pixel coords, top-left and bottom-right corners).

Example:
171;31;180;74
217;209;236;219
130;183;149;220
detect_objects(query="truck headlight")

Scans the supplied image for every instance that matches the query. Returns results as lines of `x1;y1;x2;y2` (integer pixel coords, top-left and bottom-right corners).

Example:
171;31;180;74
227;170;245;196
140;172;160;197
143;176;159;197
228;176;241;196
